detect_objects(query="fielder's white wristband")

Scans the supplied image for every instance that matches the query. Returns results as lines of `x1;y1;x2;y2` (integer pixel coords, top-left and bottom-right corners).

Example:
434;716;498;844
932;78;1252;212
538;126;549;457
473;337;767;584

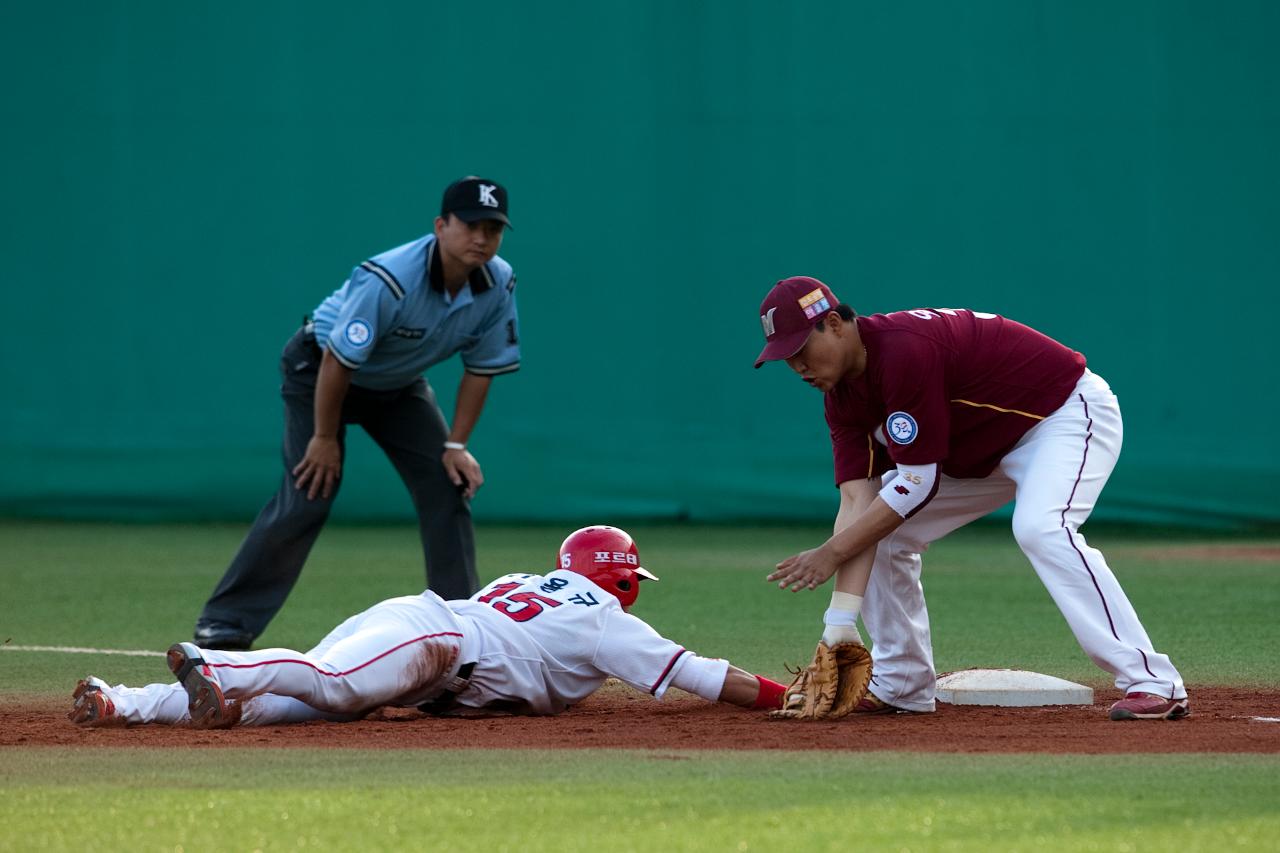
823;607;859;626
443;441;466;451
825;591;863;625
822;591;865;646
822;623;864;646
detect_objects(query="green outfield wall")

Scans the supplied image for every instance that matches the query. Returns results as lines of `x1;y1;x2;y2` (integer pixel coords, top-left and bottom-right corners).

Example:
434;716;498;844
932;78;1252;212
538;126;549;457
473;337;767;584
2;2;1276;527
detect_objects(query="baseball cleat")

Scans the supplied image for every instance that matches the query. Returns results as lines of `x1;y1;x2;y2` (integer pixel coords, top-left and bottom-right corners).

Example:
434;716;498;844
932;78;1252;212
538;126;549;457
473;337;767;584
69;676;120;727
1108;692;1190;721
167;642;234;729
853;693;905;715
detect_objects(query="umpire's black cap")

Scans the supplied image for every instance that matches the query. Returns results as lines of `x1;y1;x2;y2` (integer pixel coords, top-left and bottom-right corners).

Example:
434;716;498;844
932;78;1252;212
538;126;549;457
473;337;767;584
441;176;512;228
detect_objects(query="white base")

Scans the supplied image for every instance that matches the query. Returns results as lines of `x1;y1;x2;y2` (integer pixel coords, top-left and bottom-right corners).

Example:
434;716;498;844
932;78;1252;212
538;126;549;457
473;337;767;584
935;668;1093;707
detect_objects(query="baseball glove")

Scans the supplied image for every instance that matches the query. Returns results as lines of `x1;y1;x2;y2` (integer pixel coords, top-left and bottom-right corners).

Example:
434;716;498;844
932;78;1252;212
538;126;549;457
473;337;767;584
769;641;873;720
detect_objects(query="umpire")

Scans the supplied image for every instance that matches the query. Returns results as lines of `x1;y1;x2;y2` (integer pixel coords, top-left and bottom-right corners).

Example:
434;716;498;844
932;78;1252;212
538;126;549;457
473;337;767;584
194;176;521;650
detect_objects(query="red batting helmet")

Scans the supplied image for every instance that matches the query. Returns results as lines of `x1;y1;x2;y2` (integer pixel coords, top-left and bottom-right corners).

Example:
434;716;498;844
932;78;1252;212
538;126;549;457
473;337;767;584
557;526;659;608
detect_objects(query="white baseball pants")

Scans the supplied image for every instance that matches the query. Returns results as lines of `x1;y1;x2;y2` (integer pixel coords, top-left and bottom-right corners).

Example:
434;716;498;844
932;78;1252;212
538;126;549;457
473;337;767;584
104;591;472;726
862;370;1186;711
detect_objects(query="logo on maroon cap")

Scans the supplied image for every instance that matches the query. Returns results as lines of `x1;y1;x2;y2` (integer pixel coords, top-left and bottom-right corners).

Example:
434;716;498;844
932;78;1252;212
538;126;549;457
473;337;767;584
797;287;831;319
761;307;778;337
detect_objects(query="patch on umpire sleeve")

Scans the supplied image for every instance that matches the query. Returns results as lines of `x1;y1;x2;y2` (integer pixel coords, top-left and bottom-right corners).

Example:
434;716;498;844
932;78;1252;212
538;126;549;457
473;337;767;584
887;412;918;445
344;319;373;348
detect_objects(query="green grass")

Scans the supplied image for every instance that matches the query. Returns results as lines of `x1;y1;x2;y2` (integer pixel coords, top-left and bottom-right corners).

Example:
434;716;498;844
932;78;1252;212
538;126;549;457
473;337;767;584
3;749;1279;852
2;520;1277;691
3;520;1279;851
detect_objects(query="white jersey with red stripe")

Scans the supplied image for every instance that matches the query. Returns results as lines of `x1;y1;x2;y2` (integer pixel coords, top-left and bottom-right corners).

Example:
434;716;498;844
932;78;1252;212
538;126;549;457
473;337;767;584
450;570;687;715
93;569;699;727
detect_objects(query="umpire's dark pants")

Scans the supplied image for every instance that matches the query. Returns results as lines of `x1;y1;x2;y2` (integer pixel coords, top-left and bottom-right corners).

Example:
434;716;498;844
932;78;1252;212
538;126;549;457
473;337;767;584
196;328;478;640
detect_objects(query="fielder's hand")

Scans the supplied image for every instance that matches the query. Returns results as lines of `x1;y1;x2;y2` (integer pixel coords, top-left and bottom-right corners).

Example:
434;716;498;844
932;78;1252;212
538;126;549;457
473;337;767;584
767;545;840;591
770;641;873;720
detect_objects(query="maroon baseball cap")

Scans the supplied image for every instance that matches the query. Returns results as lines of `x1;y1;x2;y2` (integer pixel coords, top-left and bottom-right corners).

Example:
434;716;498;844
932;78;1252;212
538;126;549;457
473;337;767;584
753;276;840;368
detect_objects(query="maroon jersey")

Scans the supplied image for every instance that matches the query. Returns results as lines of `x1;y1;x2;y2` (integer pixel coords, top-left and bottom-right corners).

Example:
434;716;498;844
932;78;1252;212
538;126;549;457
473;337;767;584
825;309;1087;482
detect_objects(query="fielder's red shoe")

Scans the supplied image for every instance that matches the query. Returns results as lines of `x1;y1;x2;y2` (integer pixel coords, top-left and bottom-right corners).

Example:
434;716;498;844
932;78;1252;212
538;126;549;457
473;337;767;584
1108;692;1190;721
853;693;905;714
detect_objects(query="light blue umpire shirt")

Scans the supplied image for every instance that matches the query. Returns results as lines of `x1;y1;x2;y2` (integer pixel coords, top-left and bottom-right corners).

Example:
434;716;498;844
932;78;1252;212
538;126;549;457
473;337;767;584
309;234;520;391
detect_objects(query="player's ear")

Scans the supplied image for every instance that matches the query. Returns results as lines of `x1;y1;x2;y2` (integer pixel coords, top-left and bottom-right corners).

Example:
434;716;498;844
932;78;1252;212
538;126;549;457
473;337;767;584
433;215;448;236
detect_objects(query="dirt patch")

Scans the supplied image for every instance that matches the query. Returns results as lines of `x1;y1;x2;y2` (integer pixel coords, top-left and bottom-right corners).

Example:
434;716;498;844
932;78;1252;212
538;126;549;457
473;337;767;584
5;685;1279;753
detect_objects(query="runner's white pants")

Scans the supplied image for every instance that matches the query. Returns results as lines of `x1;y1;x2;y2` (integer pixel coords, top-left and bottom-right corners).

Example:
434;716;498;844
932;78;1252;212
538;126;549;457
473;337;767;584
106;591;471;726
862;370;1186;712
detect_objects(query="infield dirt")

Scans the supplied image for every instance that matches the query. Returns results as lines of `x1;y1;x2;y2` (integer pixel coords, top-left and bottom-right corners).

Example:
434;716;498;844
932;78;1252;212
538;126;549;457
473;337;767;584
6;685;1278;754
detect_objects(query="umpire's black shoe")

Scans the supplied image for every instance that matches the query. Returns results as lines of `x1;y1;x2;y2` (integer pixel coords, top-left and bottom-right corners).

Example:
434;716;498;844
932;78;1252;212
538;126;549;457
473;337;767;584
193;624;254;651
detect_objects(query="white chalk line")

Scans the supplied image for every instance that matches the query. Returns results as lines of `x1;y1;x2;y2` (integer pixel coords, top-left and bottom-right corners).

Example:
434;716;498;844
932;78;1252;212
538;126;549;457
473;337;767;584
1;644;163;658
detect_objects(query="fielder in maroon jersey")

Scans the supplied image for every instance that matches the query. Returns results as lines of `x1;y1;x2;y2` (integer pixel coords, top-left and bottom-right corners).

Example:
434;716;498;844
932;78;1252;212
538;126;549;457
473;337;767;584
755;276;1187;721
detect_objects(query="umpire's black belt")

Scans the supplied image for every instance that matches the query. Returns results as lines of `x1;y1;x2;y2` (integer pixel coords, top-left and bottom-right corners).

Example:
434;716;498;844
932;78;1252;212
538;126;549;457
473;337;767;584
418;661;475;715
